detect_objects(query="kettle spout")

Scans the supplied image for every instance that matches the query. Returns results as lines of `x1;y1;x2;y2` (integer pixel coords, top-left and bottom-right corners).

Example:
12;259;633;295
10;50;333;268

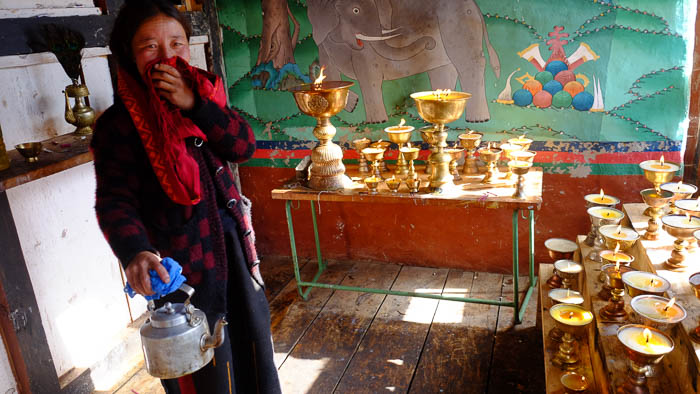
201;317;228;350
64;90;76;125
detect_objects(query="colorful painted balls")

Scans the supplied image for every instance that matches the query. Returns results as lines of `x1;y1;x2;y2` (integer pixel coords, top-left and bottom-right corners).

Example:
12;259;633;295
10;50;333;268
552;91;573;108
513;89;533;107
554;70;576;86
533;90;553;108
572;91;594;111
543;80;563;96
523;79;543;96
563;81;585;97
545;60;568;76
535;71;554;85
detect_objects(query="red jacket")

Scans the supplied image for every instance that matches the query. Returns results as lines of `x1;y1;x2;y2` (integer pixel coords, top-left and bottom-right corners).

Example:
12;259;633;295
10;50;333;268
91;94;258;313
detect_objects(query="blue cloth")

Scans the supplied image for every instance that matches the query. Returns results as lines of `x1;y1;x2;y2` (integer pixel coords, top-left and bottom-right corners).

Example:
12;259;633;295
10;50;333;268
124;257;187;300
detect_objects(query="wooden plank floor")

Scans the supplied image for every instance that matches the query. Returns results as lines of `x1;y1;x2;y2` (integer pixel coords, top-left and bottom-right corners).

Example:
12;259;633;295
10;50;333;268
108;257;544;393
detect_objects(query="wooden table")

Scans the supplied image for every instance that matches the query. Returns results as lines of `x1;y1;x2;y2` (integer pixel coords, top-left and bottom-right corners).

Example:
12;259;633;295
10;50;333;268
271;166;543;323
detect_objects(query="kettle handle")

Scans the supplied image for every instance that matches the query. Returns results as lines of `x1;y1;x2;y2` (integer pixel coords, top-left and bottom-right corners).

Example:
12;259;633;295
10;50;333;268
179;283;195;305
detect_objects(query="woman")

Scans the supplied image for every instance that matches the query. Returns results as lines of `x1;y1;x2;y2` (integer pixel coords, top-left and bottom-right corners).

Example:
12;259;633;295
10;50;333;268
91;1;281;392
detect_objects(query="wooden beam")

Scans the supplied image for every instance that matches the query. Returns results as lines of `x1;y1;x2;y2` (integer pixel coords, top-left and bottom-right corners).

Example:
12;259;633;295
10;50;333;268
0;15;115;57
0;192;61;393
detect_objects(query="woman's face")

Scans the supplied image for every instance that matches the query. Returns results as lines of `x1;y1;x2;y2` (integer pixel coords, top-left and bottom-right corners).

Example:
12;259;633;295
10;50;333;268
131;14;190;77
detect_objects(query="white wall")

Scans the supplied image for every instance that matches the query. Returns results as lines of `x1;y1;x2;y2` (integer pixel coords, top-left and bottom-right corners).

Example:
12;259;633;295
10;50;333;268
0;337;17;394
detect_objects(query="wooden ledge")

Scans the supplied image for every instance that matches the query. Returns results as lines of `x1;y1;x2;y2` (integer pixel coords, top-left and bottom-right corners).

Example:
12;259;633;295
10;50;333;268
0;133;92;192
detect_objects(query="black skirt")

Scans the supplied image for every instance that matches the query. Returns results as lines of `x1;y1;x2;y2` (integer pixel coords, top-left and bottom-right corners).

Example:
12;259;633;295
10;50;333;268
160;210;281;394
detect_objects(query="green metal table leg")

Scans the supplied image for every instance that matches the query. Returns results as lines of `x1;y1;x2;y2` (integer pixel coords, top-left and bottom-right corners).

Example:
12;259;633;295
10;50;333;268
285;201;306;299
310;201;325;270
517;209;538;323
513;209;520;322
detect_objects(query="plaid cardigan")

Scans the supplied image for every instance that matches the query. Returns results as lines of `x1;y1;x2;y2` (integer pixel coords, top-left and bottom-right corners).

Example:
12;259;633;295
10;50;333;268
92;94;259;313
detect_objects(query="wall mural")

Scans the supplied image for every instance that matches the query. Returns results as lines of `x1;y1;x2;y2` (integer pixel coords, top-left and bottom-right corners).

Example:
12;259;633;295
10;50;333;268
219;0;694;177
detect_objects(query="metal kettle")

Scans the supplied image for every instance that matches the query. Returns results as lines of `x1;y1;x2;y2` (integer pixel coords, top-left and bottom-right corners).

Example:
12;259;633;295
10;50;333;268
140;284;228;379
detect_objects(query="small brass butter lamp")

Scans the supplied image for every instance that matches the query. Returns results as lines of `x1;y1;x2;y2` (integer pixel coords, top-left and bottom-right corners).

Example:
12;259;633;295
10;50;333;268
598;245;634;300
630;295;686;332
585;206;625;262
548;288;584;342
549;303;594;370
544;238;578;289
419;126;437;175
600;262;635;321
584;189;620;247
478;144;502;184
290;78;354;190
458;131;482;175
554;260;583;290
617;324;674;394
640;157;680;216
444;146;464;181
560;372;589;393
688;272;700;342
510;150;536;163
400;145;421;193
661;182;697;215
640;189;674;241
676;199;700;252
410;90;471;193
362;147;385;180
500;143;524;180
508;160;532;198
15;143;43;163
660;214;700;269
364;176;380;194
352;138;371;173
599;225;640;254
508;135;533;151
385;176;401;193
370;140;391;173
622;271;670;298
385;120;413;176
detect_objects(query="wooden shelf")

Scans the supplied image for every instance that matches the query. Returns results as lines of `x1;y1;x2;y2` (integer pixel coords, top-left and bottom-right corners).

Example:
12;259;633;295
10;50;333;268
0;133;92;192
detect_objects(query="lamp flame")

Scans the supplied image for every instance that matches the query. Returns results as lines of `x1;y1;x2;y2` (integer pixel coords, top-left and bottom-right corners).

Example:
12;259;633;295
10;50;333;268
664;297;676;311
615;260;620;271
398;118;406;127
468;129;474;135
314;66;326;85
615;224;623;236
568;311;574;319
614;242;620;255
599;189;605;199
407;142;412;149
660;155;665;167
643;328;651;343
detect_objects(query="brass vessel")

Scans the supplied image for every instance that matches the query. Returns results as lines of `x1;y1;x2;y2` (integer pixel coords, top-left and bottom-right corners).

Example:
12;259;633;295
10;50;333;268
385;126;413;176
661;214;700;269
640;189;674;240
544;238;578;289
689;272;700;343
362;147;385;181
352;138;371;173
445;147;464;181
419;126;438;175
600;263;635;321
290;81;354;190
15;143;42;163
549;304;593;370
599;225;640;253
616;324;674;394
458;132;482;174
478;146;502;184
411;91;471;193
500;143;524;180
640;159;679;216
370;140;391;173
64;81;96;135
508;160;532;198
661;182;697;215
585;206;625;262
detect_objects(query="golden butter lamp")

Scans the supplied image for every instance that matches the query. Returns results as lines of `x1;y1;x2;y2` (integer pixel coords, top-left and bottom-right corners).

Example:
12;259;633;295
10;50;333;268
560;372;589;393
370;140;391;173
600;262;635;321
554;260;583;290
400;146;421;193
639;189;674;240
290;80;354;190
622;271;670;298
411;90;471;193
630;294;686;332
508;160;532;198
688;272;700;342
384;123;413;176
616;324;674;394
458;131;482;174
660;214;700;269
419;126;438;175
364;176;380;194
510;149;536;163
640;158;679;216
599;225;640;254
544;238;578;289
548;288;584;342
585;206;625;262
508;135;533;151
385;176;401;193
549;304;594;370
500;143;524;180
478;145;502;184
361;147;385;180
352;138;371;173
444;147;464;181
583;190;620;249
660;182;697;215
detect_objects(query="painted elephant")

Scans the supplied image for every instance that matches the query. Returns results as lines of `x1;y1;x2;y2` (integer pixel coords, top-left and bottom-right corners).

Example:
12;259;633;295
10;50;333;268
307;0;500;123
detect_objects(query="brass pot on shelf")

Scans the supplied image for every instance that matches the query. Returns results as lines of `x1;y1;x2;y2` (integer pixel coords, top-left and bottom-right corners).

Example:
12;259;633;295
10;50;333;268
64;80;96;136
